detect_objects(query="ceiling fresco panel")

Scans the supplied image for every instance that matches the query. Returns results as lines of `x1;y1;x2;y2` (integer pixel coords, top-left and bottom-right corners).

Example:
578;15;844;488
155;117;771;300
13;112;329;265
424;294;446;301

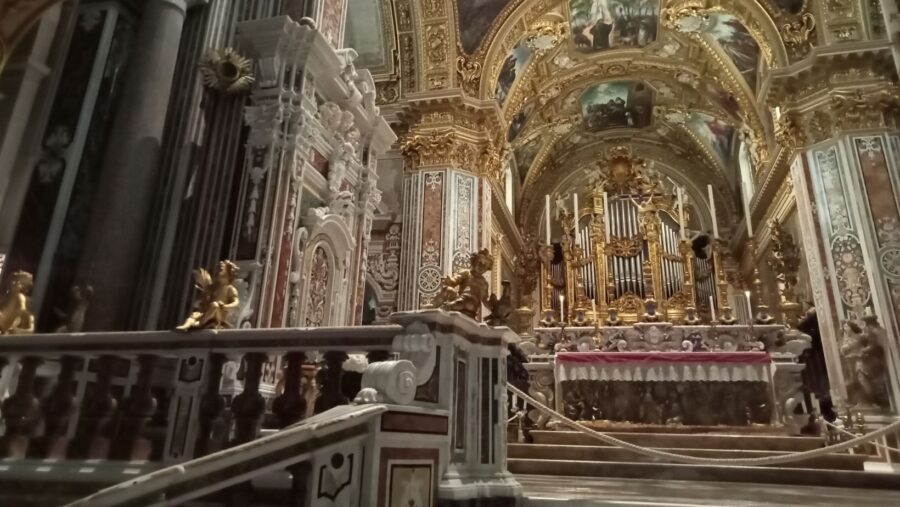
580;81;653;131
687;112;736;165
457;0;514;54
494;40;531;105
704;14;761;92
568;0;660;52
515;136;543;183
507;100;536;142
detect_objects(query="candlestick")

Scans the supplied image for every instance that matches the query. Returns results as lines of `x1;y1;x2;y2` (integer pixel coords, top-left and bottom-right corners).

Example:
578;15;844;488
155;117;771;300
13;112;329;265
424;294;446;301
677;187;686;240
544;194;551;244
743;188;754;238
709;295;716;322
744;290;753;323
603;192;610;241
559;295;565;323
591;299;597;318
707;184;719;239
573;193;580;244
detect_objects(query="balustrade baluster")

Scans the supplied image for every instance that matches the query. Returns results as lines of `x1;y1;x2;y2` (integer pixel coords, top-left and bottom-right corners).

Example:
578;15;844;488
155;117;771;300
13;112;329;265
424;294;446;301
33;355;80;458
70;355;117;459
288;461;312;507
113;354;159;460
194;353;226;457
314;351;348;414
272;352;307;428
0;356;43;458
231;353;266;445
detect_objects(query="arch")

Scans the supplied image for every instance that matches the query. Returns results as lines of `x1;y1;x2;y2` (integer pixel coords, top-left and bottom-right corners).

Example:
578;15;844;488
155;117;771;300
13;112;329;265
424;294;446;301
300;213;356;326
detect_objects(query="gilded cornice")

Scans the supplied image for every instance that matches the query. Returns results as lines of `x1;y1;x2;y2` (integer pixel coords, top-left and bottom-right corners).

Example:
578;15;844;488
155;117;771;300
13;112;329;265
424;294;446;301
763;42;894;104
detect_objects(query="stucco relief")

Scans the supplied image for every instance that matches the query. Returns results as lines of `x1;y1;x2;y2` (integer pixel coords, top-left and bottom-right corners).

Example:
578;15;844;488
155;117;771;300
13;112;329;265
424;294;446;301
305;246;330;327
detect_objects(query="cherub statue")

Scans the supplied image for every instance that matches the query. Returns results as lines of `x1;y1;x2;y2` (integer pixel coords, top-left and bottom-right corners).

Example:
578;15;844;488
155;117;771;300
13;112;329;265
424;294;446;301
54;284;93;333
840;319;889;408
176;260;240;331
486;281;512;326
0;271;35;335
431;249;493;319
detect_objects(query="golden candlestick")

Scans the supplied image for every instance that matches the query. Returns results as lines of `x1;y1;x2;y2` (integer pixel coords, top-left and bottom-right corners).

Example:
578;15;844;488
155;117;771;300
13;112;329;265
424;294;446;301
569;244;591;326
539;244;556;326
712;239;736;324
749;239;775;324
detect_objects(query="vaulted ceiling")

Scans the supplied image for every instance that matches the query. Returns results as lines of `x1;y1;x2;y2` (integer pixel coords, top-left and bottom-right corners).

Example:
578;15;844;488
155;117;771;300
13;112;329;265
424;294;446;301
467;0;799;230
351;0;815;232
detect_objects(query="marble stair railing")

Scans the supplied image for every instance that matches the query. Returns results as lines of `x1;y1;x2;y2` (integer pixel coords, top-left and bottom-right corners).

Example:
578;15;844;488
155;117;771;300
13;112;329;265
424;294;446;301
0;311;524;506
0;325;402;464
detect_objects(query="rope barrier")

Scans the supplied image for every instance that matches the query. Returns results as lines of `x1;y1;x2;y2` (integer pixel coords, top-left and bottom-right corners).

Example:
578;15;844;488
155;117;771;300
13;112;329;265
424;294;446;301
821;418;900;454
507;383;900;466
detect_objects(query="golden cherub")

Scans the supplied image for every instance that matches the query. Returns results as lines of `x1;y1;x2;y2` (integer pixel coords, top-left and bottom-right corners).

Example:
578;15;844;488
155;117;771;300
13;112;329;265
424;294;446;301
432;249;493;319
176;260;240;331
0;271;35;335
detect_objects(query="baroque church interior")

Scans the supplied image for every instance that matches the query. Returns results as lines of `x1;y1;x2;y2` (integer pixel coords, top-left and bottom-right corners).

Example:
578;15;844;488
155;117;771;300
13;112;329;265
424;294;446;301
1;0;900;505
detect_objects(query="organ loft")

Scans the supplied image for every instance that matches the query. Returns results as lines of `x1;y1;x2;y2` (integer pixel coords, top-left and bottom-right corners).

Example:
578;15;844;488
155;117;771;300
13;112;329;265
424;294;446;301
0;1;900;505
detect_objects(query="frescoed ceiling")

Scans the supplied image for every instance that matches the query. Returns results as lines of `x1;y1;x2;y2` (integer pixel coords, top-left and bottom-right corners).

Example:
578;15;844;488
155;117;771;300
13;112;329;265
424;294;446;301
471;0;795;228
341;0;836;231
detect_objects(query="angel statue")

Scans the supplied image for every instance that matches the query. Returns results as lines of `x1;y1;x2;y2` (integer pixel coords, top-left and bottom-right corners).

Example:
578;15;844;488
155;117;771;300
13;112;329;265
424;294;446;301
0;270;35;335
431;249;493;319
176;260;240;331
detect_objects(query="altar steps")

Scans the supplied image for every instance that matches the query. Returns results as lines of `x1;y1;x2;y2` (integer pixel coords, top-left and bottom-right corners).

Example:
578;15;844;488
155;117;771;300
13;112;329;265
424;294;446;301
508;430;900;490
509;443;867;470
527;429;824;452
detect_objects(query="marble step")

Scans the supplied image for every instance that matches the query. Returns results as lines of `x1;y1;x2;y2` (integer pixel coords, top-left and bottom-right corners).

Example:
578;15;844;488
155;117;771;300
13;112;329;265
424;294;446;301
509;443;868;470
509;458;900;490
518;474;900;506
529;430;824;452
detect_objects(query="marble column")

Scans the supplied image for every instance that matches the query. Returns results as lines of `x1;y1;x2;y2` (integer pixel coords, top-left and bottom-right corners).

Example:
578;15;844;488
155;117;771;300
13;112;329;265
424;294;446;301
791;132;900;413
398;130;495;310
77;0;190;330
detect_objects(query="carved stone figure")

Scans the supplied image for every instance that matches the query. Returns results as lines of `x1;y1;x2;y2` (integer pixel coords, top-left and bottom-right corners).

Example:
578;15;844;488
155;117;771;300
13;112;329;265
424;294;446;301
176;261;240;331
0;271;35;335
840;318;889;409
54;285;93;333
513;234;541;309
486;281;512;326
431;249;493;319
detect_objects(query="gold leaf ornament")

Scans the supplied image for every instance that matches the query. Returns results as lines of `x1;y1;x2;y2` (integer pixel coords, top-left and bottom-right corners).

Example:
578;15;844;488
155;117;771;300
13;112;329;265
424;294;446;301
199;48;255;94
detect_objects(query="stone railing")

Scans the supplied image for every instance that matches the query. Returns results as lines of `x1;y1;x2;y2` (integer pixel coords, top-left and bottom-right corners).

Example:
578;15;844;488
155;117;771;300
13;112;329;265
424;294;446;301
0;311;522;506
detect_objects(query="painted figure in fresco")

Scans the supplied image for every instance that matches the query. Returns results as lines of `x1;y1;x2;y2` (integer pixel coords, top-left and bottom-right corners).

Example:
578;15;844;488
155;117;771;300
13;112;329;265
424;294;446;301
495;54;517;103
571;0;659;52
177;260;240;331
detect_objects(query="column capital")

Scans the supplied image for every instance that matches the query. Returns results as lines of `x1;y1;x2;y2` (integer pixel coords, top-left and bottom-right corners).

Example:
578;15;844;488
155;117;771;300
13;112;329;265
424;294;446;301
399;128;504;184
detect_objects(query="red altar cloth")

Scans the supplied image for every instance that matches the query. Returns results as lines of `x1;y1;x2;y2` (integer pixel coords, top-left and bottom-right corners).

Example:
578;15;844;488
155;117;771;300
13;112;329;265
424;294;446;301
556;351;771;364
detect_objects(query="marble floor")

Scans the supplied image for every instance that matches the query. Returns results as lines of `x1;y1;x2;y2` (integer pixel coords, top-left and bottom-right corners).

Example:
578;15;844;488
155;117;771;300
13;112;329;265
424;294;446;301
520;474;900;506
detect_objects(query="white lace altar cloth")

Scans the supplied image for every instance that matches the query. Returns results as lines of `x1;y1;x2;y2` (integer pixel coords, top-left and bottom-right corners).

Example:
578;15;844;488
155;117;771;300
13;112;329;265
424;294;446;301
555;351;772;383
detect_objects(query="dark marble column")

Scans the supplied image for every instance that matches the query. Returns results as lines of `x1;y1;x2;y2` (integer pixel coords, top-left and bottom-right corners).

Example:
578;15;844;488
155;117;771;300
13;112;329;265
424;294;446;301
77;0;190;330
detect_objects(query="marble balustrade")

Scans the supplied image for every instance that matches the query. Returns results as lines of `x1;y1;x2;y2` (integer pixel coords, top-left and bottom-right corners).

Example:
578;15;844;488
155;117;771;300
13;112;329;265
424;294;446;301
0;311;523;506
